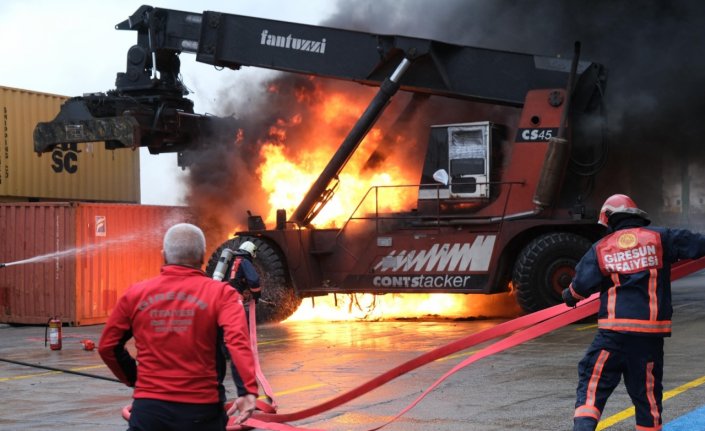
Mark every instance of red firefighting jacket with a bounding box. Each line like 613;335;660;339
99;265;258;403
568;221;705;337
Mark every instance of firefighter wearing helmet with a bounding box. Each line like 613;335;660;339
597;193;649;227
227;240;261;304
562;194;705;431
225;239;262;399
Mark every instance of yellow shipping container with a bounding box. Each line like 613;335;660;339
0;86;140;202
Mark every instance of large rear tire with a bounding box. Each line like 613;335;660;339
512;232;591;313
206;236;302;323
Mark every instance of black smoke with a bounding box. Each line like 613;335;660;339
184;75;318;251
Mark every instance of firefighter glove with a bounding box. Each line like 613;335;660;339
562;288;578;307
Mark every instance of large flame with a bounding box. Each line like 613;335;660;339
256;81;418;228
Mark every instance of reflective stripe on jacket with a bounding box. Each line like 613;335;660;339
569;224;705;337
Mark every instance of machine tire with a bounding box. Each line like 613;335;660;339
206;236;302;323
512;232;591;313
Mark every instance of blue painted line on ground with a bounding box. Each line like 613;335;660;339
665;405;705;430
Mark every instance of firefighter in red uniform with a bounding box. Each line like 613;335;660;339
562;194;705;431
99;223;258;431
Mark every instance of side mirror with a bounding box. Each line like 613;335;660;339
432;169;449;185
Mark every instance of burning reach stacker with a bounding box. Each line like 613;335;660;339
34;6;608;322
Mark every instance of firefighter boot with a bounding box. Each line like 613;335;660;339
573;417;598;431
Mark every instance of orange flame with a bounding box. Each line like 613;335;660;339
256;83;418;228
284;293;522;322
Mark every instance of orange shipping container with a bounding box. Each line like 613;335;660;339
0;86;140;202
0;202;191;325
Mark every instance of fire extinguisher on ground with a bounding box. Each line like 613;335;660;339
45;317;62;350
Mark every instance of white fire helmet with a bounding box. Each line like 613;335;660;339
239;240;257;258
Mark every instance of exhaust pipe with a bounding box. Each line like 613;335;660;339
532;136;570;208
533;41;581;210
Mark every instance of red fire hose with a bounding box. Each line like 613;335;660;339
248;300;278;414
241;295;600;431
123;257;705;431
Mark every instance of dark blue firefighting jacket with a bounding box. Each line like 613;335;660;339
567;218;705;337
228;252;261;297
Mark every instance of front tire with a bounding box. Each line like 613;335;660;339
512;232;591;313
206;236;302;323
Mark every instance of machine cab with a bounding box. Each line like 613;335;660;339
418;121;503;212
446;122;492;198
